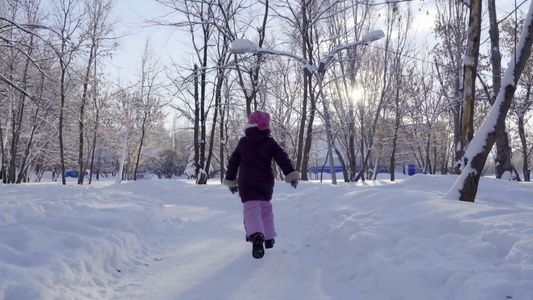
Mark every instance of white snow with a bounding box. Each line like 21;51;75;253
361;30;385;42
463;55;475;66
1;174;533;300
230;39;260;54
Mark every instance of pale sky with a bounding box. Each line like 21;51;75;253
105;0;527;84
106;0;186;84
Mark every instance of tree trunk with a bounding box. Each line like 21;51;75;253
59;62;67;185
16;105;39;184
0;122;5;183
296;73;308;176
348;104;357;182
494;131;513;178
460;0;482;160
78;42;96;184
199;65;224;184
219;74;230;183
390;87;401;181
371;157;380;180
334;146;348;182
488;0;513;179
7;61;22;184
448;3;533;201
355;97;386;181
88;89;100;185
193;64;199;179
133;115;147;181
424;125;432;174
518;116;530;181
300;10;317;182
300;83;316;181
198;29;208;184
296;11;310;177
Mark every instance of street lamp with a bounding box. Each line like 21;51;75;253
231;30;385;185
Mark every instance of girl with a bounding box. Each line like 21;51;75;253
224;110;299;259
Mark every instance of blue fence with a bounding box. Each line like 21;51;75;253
309;164;421;175
65;171;89;178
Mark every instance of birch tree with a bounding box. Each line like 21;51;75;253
458;0;482;172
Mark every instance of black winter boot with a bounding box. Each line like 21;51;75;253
250;232;265;259
265;239;275;249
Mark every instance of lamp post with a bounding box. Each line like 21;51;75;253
231;30;385;185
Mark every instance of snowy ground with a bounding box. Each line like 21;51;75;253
1;174;532;300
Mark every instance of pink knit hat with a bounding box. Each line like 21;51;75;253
248;110;270;131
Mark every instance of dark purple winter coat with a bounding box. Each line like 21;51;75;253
225;126;296;202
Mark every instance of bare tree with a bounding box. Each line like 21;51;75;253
354;4;395;182
50;0;86;184
433;1;468;174
485;0;514;179
408;56;448;175
77;0;114;184
325;0;374;182
447;1;533;202
274;0;352;180
502;13;533;181
133;41;163;181
0;0;57;184
2;1;41;183
156;0;229;183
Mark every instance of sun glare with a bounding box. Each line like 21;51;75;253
352;87;364;105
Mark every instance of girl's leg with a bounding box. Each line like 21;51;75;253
260;201;276;240
243;201;264;241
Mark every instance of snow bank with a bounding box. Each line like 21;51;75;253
276;175;533;299
0;181;165;299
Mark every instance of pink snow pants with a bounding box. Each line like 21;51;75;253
243;200;276;241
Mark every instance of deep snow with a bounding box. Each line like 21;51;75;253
1;174;532;300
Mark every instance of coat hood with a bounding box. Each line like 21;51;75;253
244;125;271;144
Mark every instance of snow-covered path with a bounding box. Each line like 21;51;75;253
110;181;332;300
